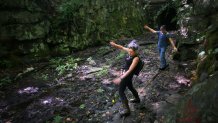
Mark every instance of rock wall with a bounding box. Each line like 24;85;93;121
0;0;146;66
0;0;54;66
164;0;218;122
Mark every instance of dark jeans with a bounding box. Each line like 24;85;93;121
158;47;167;68
119;73;139;101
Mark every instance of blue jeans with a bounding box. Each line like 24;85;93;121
158;47;167;68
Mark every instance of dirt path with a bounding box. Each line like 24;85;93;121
0;35;192;123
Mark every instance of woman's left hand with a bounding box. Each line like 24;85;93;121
113;78;122;85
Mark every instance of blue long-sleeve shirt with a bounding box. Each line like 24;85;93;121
156;31;171;48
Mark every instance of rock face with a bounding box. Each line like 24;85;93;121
0;0;51;41
0;0;147;65
164;0;218;122
150;0;167;3
0;0;51;64
192;0;218;79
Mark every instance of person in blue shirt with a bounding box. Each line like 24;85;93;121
144;25;177;70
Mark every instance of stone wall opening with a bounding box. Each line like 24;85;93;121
157;7;178;31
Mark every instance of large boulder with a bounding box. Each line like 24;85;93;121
163;72;218;123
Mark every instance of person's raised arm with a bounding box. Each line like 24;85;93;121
168;38;178;52
144;25;157;33
110;41;129;52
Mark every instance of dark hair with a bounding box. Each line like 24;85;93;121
160;25;166;30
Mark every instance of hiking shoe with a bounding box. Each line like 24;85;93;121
159;64;169;70
120;100;130;117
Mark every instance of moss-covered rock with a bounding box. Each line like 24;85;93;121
164;0;218;122
0;0;51;64
0;11;43;24
0;21;50;41
0;0;42;11
164;72;218;123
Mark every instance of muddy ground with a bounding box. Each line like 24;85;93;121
0;34;194;123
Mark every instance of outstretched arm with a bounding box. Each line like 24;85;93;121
110;41;129;52
168;38;178;52
144;25;157;33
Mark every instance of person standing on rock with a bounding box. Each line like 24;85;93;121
110;40;142;117
144;25;178;70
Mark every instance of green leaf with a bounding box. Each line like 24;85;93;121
97;88;104;93
53;115;63;123
79;104;86;109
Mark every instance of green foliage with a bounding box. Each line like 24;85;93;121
97;46;112;56
97;88;104;93
170;0;193;25
49;0;145;50
79;104;86;109
115;51;126;61
34;73;49;81
0;76;12;88
53;115;63;123
95;66;109;77
104;51;126;64
30;42;49;57
0;59;13;68
50;56;81;75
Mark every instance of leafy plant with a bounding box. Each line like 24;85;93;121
0;76;12;88
53;115;63;123
97;46;111;54
79;104;86;109
95;66;109;77
97;88;104;93
50;56;81;75
42;74;49;80
0;59;13;68
115;51;126;61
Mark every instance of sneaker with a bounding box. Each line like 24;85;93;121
159;64;169;70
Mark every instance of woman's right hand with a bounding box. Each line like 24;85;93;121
113;78;122;85
144;24;148;29
110;41;116;46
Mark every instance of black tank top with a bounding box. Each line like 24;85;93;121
123;55;144;76
124;55;138;71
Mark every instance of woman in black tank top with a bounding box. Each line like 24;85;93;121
110;40;141;117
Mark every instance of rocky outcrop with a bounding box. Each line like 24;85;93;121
0;0;52;65
191;0;218;81
0;0;147;66
0;0;51;40
164;0;218;122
